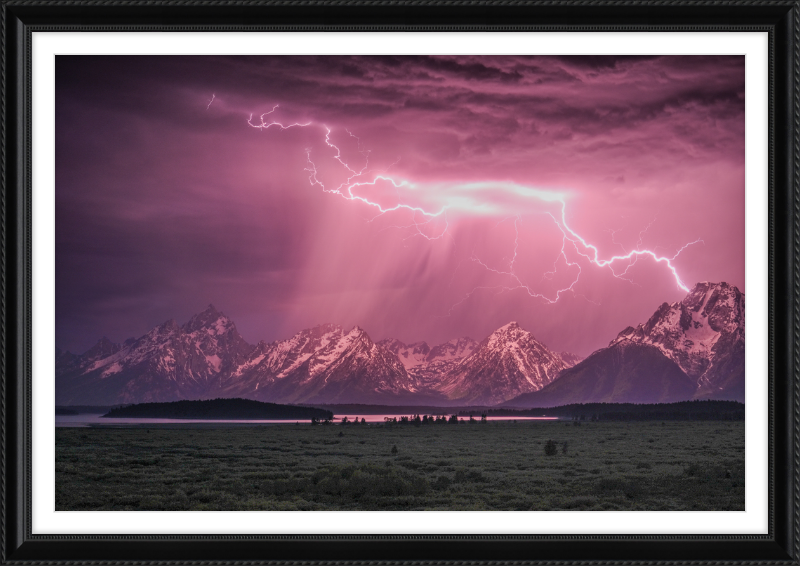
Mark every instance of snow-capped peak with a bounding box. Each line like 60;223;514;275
376;338;431;369
347;325;368;337
559;351;583;367
82;336;121;362
438;321;569;405
487;321;533;349
426;337;477;362
609;281;744;388
183;304;235;336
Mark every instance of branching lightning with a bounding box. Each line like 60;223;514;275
241;102;704;310
248;105;312;131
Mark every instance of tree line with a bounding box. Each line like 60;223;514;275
312;414;490;426
481;400;744;421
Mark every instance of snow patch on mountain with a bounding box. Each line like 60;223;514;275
438;322;571;405
609;281;744;392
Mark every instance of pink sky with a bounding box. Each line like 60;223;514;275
56;55;744;356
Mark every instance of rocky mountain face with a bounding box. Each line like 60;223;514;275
608;281;744;401
504;282;745;407
377;336;479;388
221;325;417;404
56;282;745;407
559;351;583;367
378;339;432;369
505;341;697;408
56;312;569;406
437;322;571;406
56;305;254;405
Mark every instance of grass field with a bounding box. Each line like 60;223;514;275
55;420;744;511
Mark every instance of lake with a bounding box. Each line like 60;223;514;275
55;413;559;427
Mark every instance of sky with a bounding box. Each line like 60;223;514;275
55;55;745;357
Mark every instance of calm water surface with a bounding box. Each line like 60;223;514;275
55;413;559;427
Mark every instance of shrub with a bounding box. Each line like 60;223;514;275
432;476;452;490
391;445;398;455
595;477;642;499
544;440;558;456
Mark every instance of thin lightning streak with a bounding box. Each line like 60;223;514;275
552;203;703;292
573;293;602;306
492;216;516;230
467;218;583;306
636;217;657;251
599;219;655;286
248;105;312;131
601;227;638;285
379;211;450;241
245;106;447;238
605;227;628;254
614;218;655;286
206;94;216;110
509;216;520;271
245;102;704;306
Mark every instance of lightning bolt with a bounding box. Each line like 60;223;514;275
552;203;703;293
240;101;703;309
206;94;216;110
459;214;583;308
248;105;312;130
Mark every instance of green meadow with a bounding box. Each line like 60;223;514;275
55;420;744;511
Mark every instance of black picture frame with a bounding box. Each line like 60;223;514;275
3;1;797;563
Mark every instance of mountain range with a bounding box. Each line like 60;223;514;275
505;281;745;407
56;282;745;407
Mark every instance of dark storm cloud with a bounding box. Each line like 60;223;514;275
55;55;745;356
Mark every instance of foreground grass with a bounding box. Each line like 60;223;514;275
55;421;744;511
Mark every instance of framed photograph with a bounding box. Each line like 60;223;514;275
5;1;797;563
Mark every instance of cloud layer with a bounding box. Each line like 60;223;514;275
56;55;744;356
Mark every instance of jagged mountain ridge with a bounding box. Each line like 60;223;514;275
56;306;254;405
437;322;572;406
504;341;697;408
56;282;745;407
221;324;417;404
504;281;745;407
376;336;479;387
608;281;744;400
57;310;570;406
559;351;583;367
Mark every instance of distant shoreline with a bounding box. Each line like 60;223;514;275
54;399;744;423
101;398;334;421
